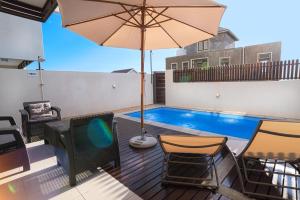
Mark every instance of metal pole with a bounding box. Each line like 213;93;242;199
38;56;44;100
140;4;146;140
38;58;41;70
150;50;153;83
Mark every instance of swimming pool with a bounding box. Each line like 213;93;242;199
126;107;261;140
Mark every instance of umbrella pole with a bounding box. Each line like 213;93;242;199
129;5;157;148
140;30;145;140
140;4;146;140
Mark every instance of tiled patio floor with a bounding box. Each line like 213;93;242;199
0;141;142;200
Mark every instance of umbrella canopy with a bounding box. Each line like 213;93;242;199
58;0;225;50
57;0;225;148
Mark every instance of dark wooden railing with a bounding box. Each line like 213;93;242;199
173;59;300;82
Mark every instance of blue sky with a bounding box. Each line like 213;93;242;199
29;0;300;72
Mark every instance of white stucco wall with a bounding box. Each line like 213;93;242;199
0;69;41;125
166;70;300;119
0;12;44;61
0;69;153;125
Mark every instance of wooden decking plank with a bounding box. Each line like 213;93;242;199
108;152;160;177
106;148;162;179
178;150;228;200
242;159;263;194
217;195;231;200
216;164;242;200
176;189;199;200
253;159;270;195
221;166;239;188
137;158;194;199
218;173;241;200
163;188;186;200
142;179;168;200
255;160;277;196
191;191;211;200
137;165;188;197
119;146;161;163
166;165;215;200
117;145;162;165
150;187;175;200
119;146;162;164
118;158;163;185
119;145;156;158
135;174;168;197
123;157;163;187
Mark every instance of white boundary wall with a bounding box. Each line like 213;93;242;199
0;69;153;125
166;70;300;119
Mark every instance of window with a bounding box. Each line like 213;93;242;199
170;63;178;70
191;58;208;68
197;41;203;51
182;61;189;70
197;40;209;52
203;40;209;50
257;52;272;63
219;57;230;66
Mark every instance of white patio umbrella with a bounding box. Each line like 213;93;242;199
57;0;226;148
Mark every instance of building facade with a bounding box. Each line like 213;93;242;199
0;12;44;69
166;28;281;70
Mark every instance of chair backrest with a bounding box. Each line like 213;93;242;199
244;120;300;161
23;101;50;110
69;112;115;156
23;101;52;119
159;135;227;156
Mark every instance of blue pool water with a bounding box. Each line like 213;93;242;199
126;107;261;140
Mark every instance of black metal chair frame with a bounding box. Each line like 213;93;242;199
228;120;300;200
0;116;30;173
158;135;228;192
20;100;61;143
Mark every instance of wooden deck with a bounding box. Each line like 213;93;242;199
10;117;297;200
102;118;238;200
87;119;228;199
102;118;299;200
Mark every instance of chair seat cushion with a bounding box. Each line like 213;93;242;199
28;116;59;123
244;120;300;161
28;102;53;119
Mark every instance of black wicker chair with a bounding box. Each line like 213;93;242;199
20;101;61;143
0;116;30;173
54;113;120;186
